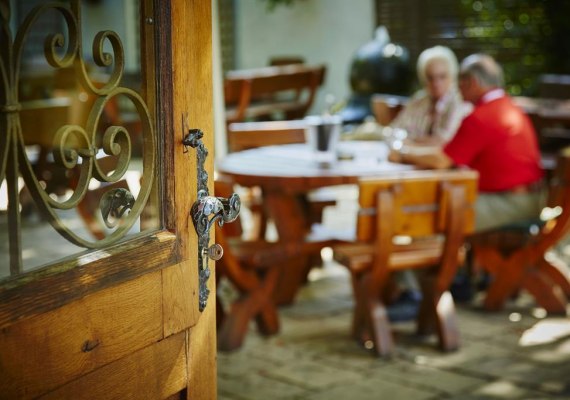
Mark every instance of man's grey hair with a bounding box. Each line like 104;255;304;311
459;53;504;88
416;45;459;85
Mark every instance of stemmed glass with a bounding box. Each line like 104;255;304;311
382;127;408;151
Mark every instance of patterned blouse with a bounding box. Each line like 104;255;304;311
391;89;471;144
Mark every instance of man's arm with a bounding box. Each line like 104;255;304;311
388;148;454;170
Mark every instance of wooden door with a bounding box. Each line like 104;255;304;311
0;1;217;399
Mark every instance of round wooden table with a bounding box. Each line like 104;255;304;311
217;141;413;191
217;141;414;303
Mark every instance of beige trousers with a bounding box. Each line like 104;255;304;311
475;190;546;233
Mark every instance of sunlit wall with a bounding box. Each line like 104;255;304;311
233;0;376;115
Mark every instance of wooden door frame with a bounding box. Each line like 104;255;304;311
158;2;217;397
0;1;216;398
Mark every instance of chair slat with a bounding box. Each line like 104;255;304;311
357;170;478;240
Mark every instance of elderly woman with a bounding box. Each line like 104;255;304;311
391;46;470;145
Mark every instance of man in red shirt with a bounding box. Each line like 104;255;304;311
390;54;545;231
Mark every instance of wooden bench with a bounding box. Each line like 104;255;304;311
471;147;570;314
333;170;478;357
224;64;326;125
268;56;305;66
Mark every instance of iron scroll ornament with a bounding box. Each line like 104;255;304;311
0;1;156;274
183;129;240;312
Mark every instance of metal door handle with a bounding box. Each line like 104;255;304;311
183;128;240;312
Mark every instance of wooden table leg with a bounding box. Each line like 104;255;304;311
264;190;312;305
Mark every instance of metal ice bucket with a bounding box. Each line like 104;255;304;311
304;115;342;167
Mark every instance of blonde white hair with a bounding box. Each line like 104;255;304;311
460;53;504;88
416;46;459;85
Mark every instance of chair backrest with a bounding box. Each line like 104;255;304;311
224;64;326;102
370;94;408;126
227;120;306;152
224;64;326;123
269;56;305;67
356;170;478;242
538;74;570;99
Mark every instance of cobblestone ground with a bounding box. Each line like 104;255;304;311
218;260;570;400
218;188;570;400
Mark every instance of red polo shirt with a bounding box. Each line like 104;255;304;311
443;93;543;192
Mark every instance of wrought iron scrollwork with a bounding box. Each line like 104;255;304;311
100;188;135;229
0;1;156;274
184;129;240;312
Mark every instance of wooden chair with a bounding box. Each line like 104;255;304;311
215;178;326;351
333;170;478;357
224;64;326;125
370;94;408;126
227;120;306;153
471;147;570;314
538;74;570;99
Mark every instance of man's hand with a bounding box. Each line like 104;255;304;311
388;147;454;170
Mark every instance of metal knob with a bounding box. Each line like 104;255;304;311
204;243;223;261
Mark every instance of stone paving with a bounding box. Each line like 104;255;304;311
218;190;570;400
218;260;570;399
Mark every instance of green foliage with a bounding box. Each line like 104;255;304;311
457;0;569;96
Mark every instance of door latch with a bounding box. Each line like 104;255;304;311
183;128;240;312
